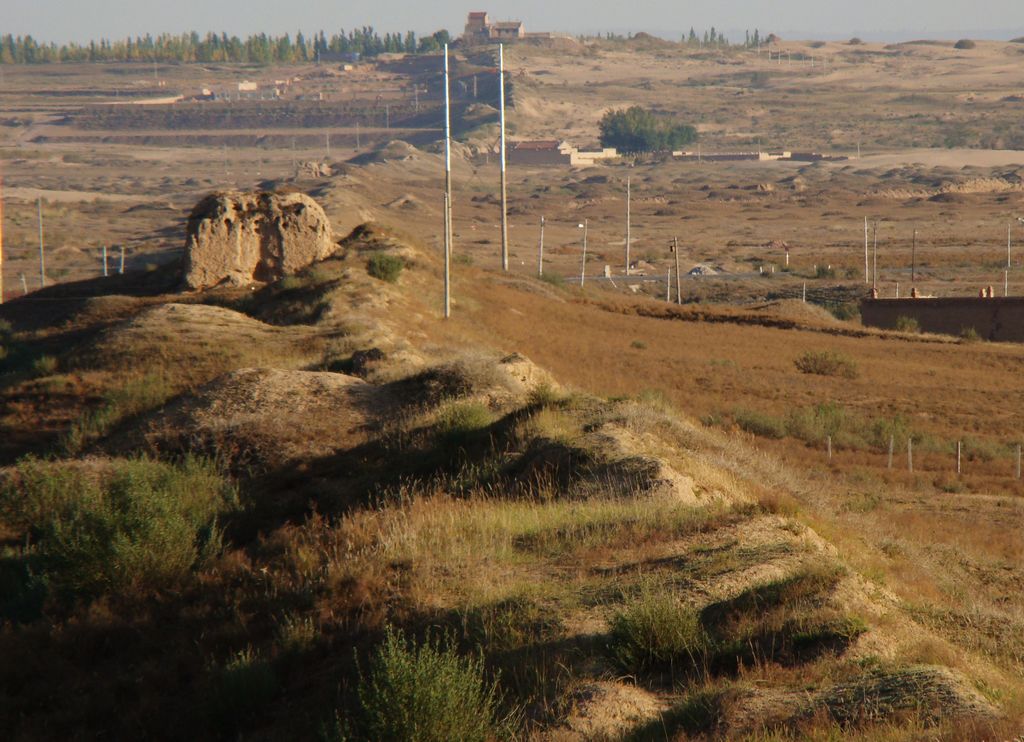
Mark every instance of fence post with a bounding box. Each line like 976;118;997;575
1017;444;1022;480
907;438;913;473
827;435;832;461
888;435;894;469
956;441;961;475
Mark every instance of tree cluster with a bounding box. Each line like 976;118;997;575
598;106;697;153
0;28;451;65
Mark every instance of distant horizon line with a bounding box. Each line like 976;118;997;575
5;25;1024;47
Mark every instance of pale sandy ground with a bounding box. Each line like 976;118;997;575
848;149;1024;168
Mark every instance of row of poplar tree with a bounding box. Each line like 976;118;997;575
0;28;452;65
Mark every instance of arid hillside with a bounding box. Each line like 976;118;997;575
1;217;1022;740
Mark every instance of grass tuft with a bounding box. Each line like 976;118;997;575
794;350;859;379
356;626;513;742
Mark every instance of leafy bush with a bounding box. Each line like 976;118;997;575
954;39;976;49
207;647;279;735
357;627;510;742
828;302;860;322
794;350;859;379
959;326;981;342
0;456;236;600
31;355;58;376
63;372;177;453
610;592;710;674
367;253;405;283
539;272;564;287
814;265;836;279
436;401;494;450
894;315;920;333
733;408;786;439
599;106;697;153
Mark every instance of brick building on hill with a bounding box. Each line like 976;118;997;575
462;11;533;44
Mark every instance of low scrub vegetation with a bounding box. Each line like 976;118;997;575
366;253;405;283
610;567;865;683
894;315;920;333
0;456;235;609
794;350;859;379
350;627;512;742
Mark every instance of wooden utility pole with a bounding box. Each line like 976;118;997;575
37;197;45;288
499;44;509;272
119;244;125;274
673;236;682;304
579;218;588;287
443;44;452;318
537;216;545;276
102;245;108;277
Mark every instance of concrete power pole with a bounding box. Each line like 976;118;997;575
499;44;509;272
673;236;682;304
37;197;45;288
1007;223;1012;297
863;216;869;284
0;173;4;304
912;229;917;285
443;44;453;318
579;218;588;287
537;216;545;276
872;221;878;290
625;176;631;275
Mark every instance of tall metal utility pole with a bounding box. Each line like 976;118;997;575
443;44;452;318
37;197;45;288
1007;223;1012;297
0;173;4;304
863;216;869;283
499;44;509;272
625;176;631;275
579;218;588;287
537;216;545;276
673;236;682;304
911;229;917;284
872;221;878;290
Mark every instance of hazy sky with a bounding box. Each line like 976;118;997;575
5;0;1024;44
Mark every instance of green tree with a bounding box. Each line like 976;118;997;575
598;106;697;153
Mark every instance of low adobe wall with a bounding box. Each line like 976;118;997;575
860;297;1024;342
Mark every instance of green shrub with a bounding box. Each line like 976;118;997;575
794;350;859;379
954;39;976;49
208;647;279;735
814;265;836;279
367;253;405;283
31;355;58;376
436;401;494;448
610;592;710;674
0;456;236;600
599;106;697;153
357;627;510;742
63;372;176;453
894;315;920;333
630;339;647;350
733;408;786;439
539;272;564;287
828;302;860;322
959;326;981;343
785;402;851;446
